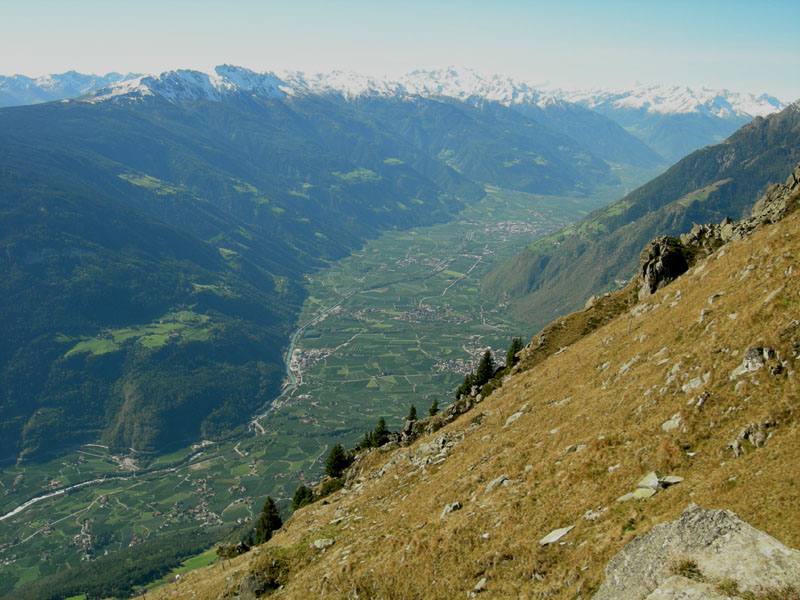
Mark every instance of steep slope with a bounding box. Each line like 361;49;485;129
482;102;800;330
143;168;800;600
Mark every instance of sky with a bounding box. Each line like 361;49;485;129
1;0;798;100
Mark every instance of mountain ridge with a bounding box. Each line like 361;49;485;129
481;101;800;330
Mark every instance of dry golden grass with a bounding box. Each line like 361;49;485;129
150;213;800;600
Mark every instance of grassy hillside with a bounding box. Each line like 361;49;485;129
145;182;799;599
482;103;800;330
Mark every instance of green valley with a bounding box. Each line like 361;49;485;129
0;173;660;598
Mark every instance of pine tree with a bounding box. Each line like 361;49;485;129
428;397;439;416
506;337;524;369
254;496;283;544
407;404;417;421
291;485;314;511
475;349;495;387
372;417;388;446
456;371;475;398
325;443;350;478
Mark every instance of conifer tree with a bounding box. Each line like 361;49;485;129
291;485;314;511
325;443;350;478
254;496;283;544
372;417;388;446
475;349;495;387
407;404;417;421
456;371;475;398
506;337;524;369
428;397;439;416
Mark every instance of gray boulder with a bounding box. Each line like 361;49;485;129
594;504;800;600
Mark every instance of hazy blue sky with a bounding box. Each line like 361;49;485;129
2;0;798;99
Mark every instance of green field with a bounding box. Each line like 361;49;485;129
0;181;648;595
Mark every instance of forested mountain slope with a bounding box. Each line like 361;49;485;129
482;101;800;329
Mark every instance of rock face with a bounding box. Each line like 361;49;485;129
593;504;800;600
638;236;689;299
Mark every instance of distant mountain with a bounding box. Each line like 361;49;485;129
0;90;485;461
482;102;800;328
552;84;787;162
0;71;137;107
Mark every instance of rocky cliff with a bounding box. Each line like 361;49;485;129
149;166;800;599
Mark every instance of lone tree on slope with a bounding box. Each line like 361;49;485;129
475;349;495;388
506;337;524;370
325;443;350;479
428;397;439;416
254;496;283;544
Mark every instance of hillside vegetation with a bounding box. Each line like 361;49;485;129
146;167;800;599
482;102;800;331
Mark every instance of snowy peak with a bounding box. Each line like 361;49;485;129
86;67;290;104
0;71;136;107
553;83;784;118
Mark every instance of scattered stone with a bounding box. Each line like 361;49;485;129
727;418;777;457
440;501;462;519
504;412;523;428
632;487;657;500
639;472;660;489
681;377;704;393
619;355;641;376
729;347;770;379
539;525;575;546
661;413;682;433
313;538;334;550
474;577;488;593
583;507;607;521
485;474;509;495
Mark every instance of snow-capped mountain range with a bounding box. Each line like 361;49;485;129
4;65;780;119
0;66;788;163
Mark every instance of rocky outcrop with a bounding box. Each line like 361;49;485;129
638;237;690;300
593;504;800;600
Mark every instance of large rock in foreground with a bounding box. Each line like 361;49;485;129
594;504;800;600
